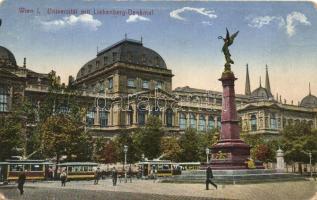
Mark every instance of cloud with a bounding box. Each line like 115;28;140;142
248;11;310;37
170;7;217;21
0;0;4;5
201;21;213;26
126;15;150;23
286;12;311;37
40;14;102;31
248;16;284;28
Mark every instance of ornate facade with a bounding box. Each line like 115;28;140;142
1;38;317;138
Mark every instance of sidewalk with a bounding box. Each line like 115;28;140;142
20;179;316;200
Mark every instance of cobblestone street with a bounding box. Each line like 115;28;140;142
0;179;316;200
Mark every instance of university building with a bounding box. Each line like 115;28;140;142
1;38;317;138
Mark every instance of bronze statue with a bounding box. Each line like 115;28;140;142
218;28;239;71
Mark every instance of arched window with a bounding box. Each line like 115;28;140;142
207;116;215;130
166;109;173;127
0;85;9;112
179;113;187;129
138;104;147;126
189;113;197;129
151;106;160;117
198;114;206;131
86;108;95;127
127;106;133;126
270;113;277;129
99;110;108;128
250;114;257;131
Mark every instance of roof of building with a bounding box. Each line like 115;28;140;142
0;46;17;68
76;38;167;79
251;86;273;99
300;94;317;108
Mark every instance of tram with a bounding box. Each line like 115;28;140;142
57;162;98;180
1;160;53;182
176;162;201;171
138;160;173;177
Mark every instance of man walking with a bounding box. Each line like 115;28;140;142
112;167;117;186
206;166;217;190
94;167;101;185
60;170;67;187
17;170;26;195
128;166;133;183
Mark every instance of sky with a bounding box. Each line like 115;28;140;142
0;0;317;103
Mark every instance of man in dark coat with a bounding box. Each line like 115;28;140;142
17;170;26;195
112;167;117;186
206;166;217;190
94;168;101;185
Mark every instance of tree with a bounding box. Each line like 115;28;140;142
103;140;119;164
114;131;141;164
160;136;181;162
0;115;23;161
197;129;219;162
281;122;317;164
134;116;164;160
179;128;200;162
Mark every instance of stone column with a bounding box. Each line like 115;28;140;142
196;113;199;131
276;148;285;172
205;115;209;132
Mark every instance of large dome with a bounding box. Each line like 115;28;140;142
76;39;167;79
0;46;17;67
251;86;273;99
300;94;317;108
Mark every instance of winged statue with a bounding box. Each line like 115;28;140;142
218;28;239;71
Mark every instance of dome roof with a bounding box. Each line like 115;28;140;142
300;94;317;108
0;46;17;67
251;86;273;99
76;39;167;79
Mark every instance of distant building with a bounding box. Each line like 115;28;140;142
1;38;316;139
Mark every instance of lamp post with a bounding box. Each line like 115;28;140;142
309;152;312;178
141;153;145;179
124;145;128;183
205;147;210;163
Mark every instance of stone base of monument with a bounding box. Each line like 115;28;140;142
161;169;306;184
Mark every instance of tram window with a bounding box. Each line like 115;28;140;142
10;164;24;172
24;164;30;171
88;166;93;171
31;164;43;171
83;166;88;171
68;167;73;172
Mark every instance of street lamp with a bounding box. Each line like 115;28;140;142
123;145;128;183
205;147;210;163
141;153;145;179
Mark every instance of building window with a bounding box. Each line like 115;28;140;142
138;104;147;126
166;109;173;128
127;79;135;88
127;52;133;62
151;106;160;117
88;65;92;73
112;52;117;62
179;113;187;129
99;110;108;128
198;114;206;131
217;116;221;129
141;54;146;63
189;113;197;129
155;56;159;66
155;81;163;89
96;60;100;68
142;80;149;89
270;113;277;129
0;85;9;112
250;114;257;131
104;56;108;65
108;77;113;89
86;110;95;127
208;116;215;130
127;106;133;125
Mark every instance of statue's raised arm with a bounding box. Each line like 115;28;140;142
218;28;239;71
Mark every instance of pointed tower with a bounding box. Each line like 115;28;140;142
245;64;251;95
259;76;262;87
265;65;271;94
309;82;311;95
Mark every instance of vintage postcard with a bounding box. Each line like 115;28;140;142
0;1;316;200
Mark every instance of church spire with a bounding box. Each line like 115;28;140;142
309;82;311;95
245;64;251;95
265;65;271;93
259;76;262;87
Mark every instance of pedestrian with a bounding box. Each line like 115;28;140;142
48;167;53;180
17;169;26;195
128;166;132;183
152;166;157;183
60;170;67;187
112;167;117;186
94;167;101;185
206;166;217;190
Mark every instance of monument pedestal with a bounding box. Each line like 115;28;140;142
206;70;263;169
